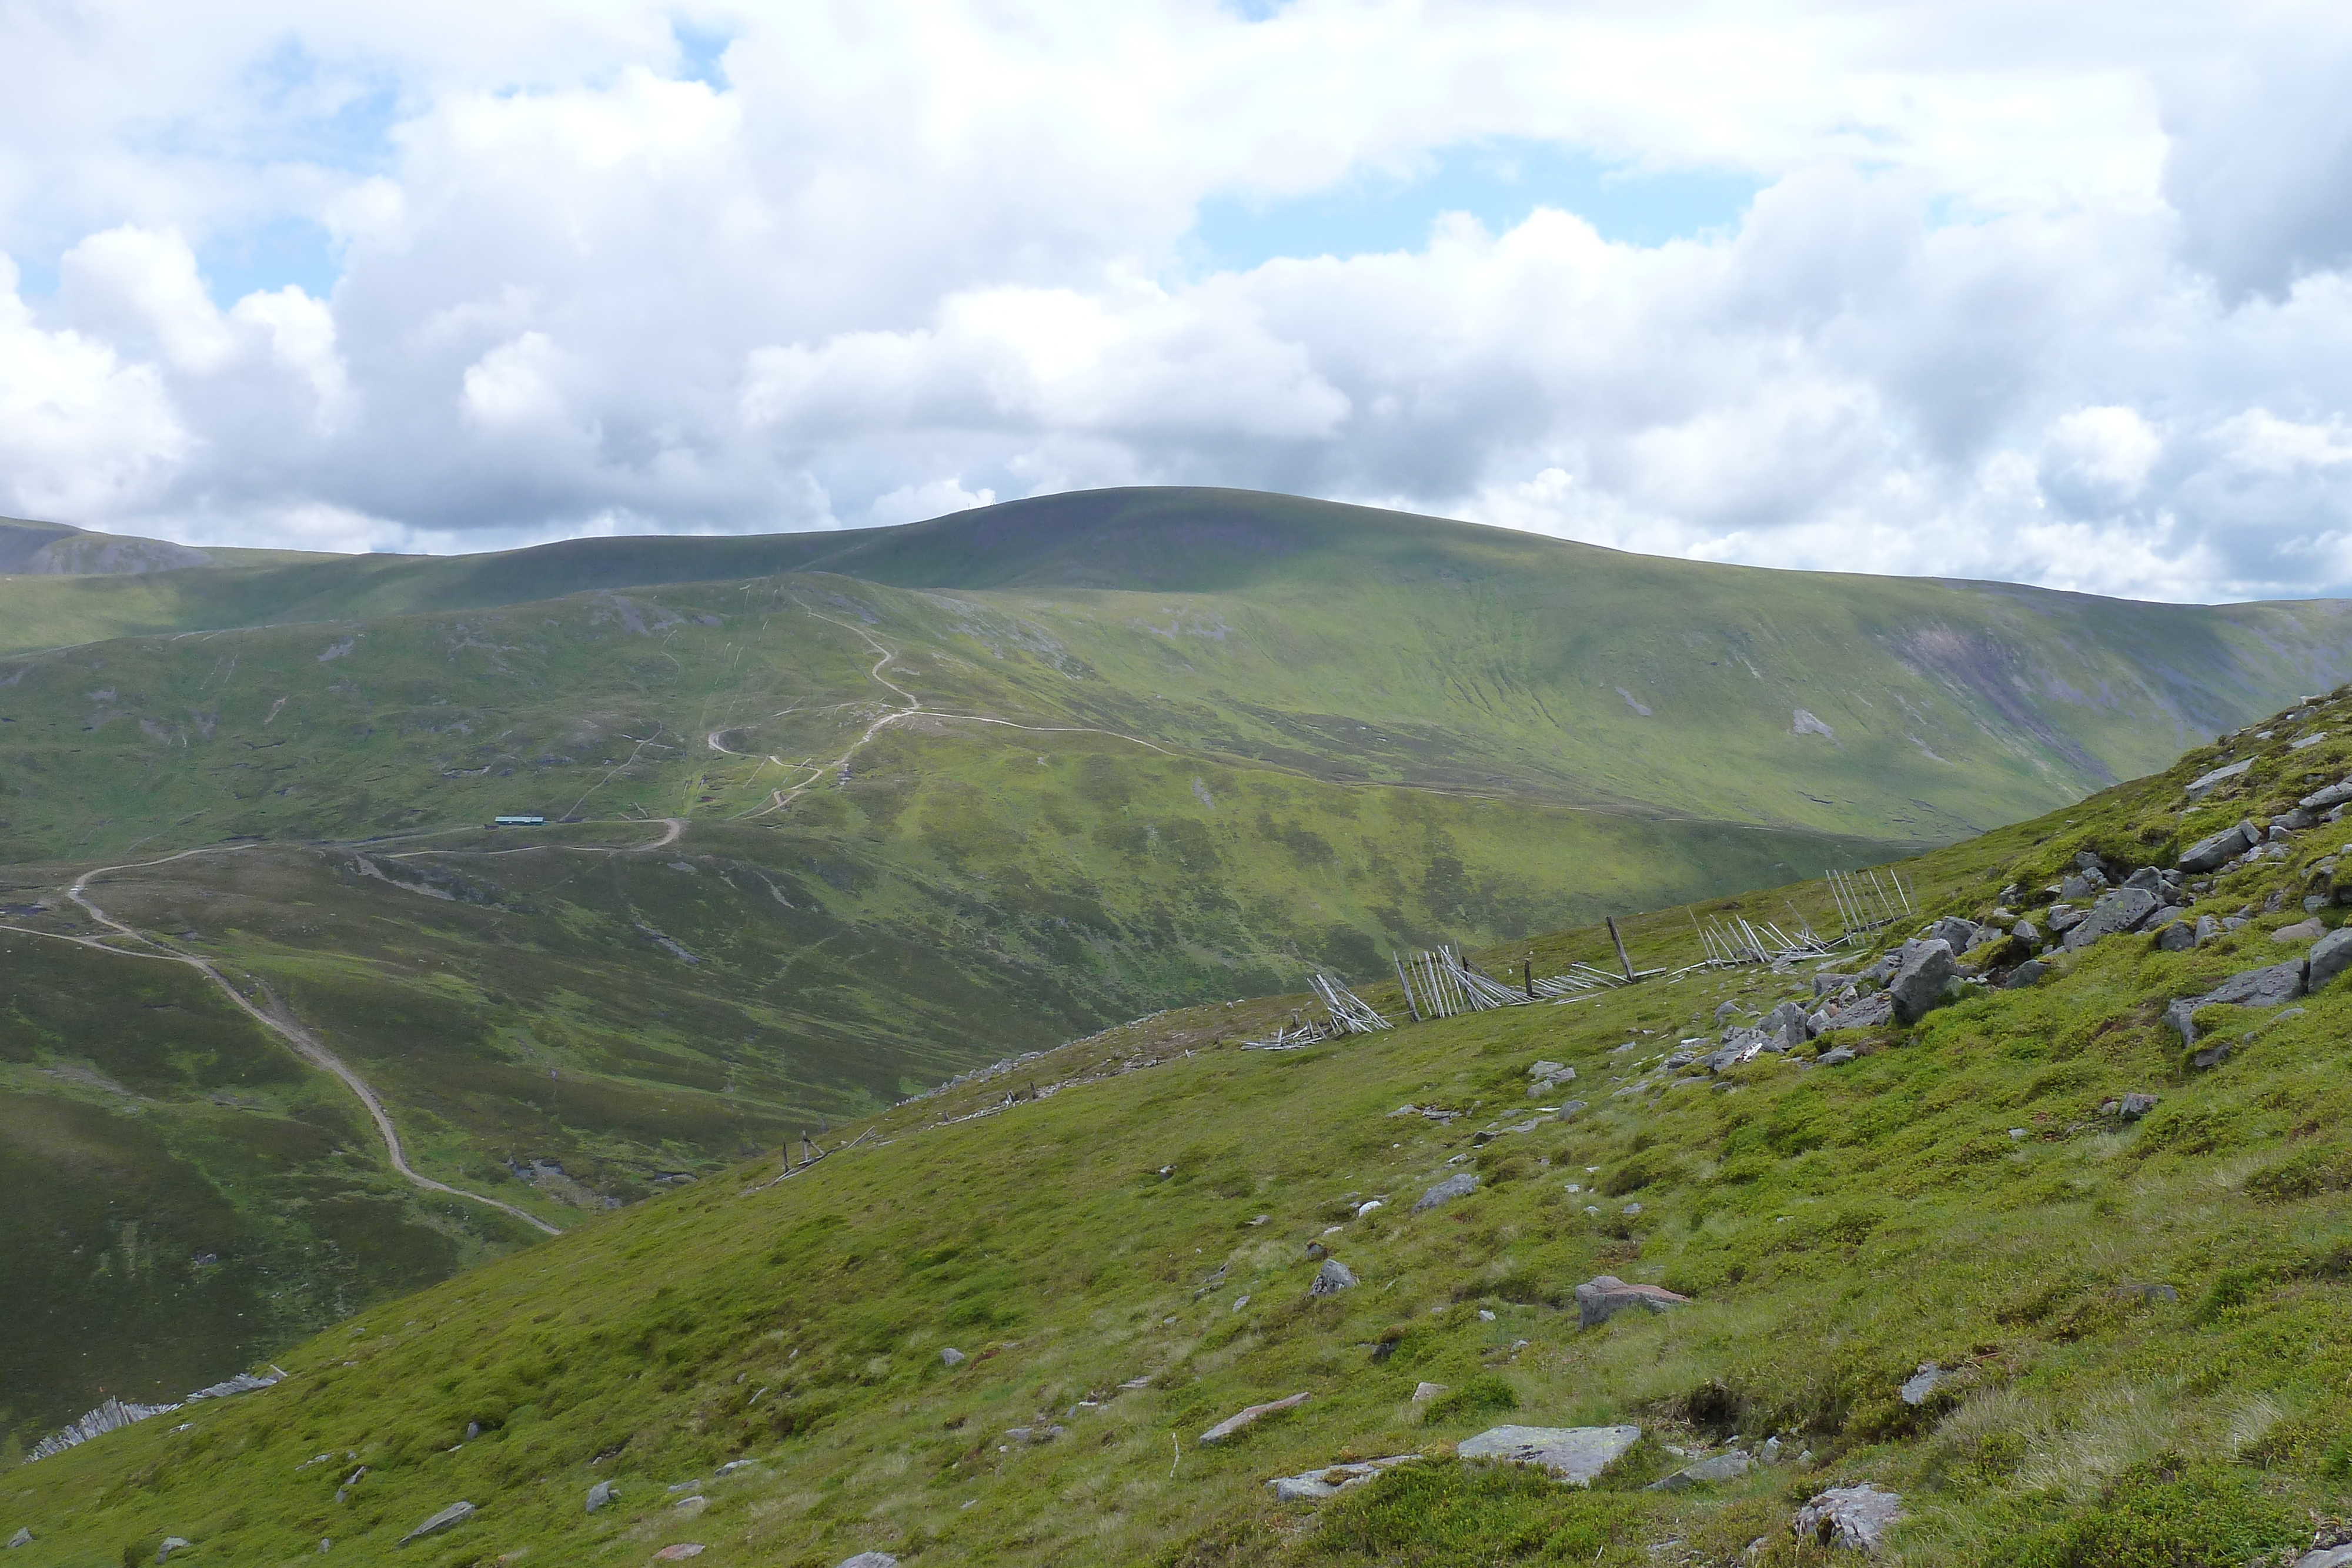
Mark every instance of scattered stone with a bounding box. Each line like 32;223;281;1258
2063;887;2161;951
1305;1242;1328;1261
1760;1436;1784;1463
1412;1382;1449;1403
2118;1092;2159;1119
157;1539;192;1564
2190;1041;2234;1071
2195;914;2222;944
396;1501;476;1547
1621;1202;1644;1217
1413;1174;1480;1213
464;1422;481;1441
2303;776;2352;811
2012;918;2041;946
2183;759;2253;800
1815;1047;1857;1066
673;1495;707;1516
1309;1258;1358;1296
1003;1426;1065;1445
4;1531;26;1550
1575;1275;1690;1329
940;1347;967;1369
653;1549;706;1562
1794;1483;1905;1554
585;1480;616;1513
1886;940;1957;1022
2005;959;2047;987
1232;1295;1250;1312
2311;927;2352;991
2155;920;2196;952
1555;1099;1588;1119
1456;1425;1642;1486
1266;1455;1423;1501
2164;959;2308;1045
1898;1364;1948;1405
1199;1392;1311;1445
1527;1060;1575;1095
836;1556;901;1568
1926;916;1980;951
1822;993;1895;1030
2112;1282;2179;1303
664;1480;701;1493
2274;918;2327;942
1646;1448;1752;1491
2179;821;2255;871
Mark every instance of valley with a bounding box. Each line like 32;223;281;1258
5;488;2352;1477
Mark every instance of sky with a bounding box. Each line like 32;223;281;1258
5;2;2352;602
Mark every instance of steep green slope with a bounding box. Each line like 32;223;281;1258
10;690;2352;1564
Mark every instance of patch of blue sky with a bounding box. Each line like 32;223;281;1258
198;216;343;306
672;21;734;88
232;39;403;175
1191;139;1762;272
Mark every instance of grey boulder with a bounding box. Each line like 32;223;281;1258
1413;1174;1479;1213
1574;1275;1690;1329
1200;1391;1311;1445
1646;1448;1752;1491
2301;776;2352;811
5;1530;27;1550
1886;940;1957;1024
1898;1363;1949;1405
2297;1546;2352;1568
586;1480;616;1513
2182;759;2251;799
2164;959;2308;1046
2311;926;2352;991
940;1346;967;1369
1926;916;1980;951
397;1501;476;1546
2155;920;2196;952
1309;1259;1357;1296
1456;1424;1641;1486
1795;1483;1905;1554
1815;1047;1857;1066
1265;1455;1421;1501
2179;822;2255;872
837;1556;902;1568
2004;960;2047;988
2062;887;2160;951
2012;918;2041;946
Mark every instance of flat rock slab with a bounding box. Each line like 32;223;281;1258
1646;1448;1752;1491
1898;1363;1949;1405
1266;1455;1422;1501
1795;1483;1904;1554
397;1500;475;1546
2297;1546;2352;1568
653;1549;706;1562
1456;1425;1642;1486
1575;1275;1690;1329
837;1555;901;1568
1411;1175;1486;1213
1200;1391;1311;1445
2164;959;2307;1045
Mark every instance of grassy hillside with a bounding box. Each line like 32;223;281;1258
5;492;2352;1448
9;688;2352;1563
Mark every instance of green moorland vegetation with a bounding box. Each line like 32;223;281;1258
6;487;2352;1454
9;689;2352;1563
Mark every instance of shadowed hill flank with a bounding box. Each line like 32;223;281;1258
12;690;2352;1563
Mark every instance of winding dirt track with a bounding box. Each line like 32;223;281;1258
16;845;569;1237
